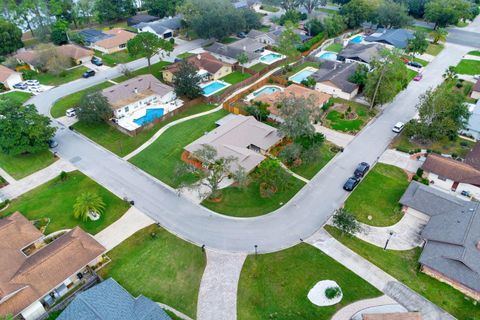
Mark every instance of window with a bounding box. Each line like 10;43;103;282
437;176;447;181
119;43;126;49
125;106;129;112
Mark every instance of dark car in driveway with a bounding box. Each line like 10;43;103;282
82;70;95;78
343;176;360;191
354;162;370;178
91;56;103;66
408;61;423;69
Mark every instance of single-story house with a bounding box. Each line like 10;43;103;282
363;312;422;320
13;50;38;70
364;28;414;49
471;79;480;100
184;114;283;173
0;212;105;320
57;278;171;320
163;52;232;83
127;13;160;26
85;28;136;54
102;74;176;119
253;83;331;117
421;153;480;199
206;42;262;65
133;16;183;39
247;27;310;46
78;29;113;46
461;101;480;140
399;181;480;300
337;42;383;65
311;61;359;100
56;44;94;65
0;65;23;89
228;37;267;53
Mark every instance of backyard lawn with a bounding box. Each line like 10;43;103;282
454;59;480;75
202;172;305;217
0;150;56;180
95;50;137;67
130;109;229;187
237;243;381;320
249;63;269;73
324;98;372;133
33;66;89;86
425;43;444;56
112;60;171;82
73;103;218;157
285;61;320;77
98;225;205;319
391;133;474;158
326;226;480;320
0;91;32;104
325;43;343;53
289;142;337;180
2;170;130;235
344;163;409;226
220;71;251;84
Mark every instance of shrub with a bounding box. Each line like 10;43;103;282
0;199;10;210
396;146;410;153
460;141;469;147
59;171;68;181
22;69;38;80
416;168;424;177
325;286;342;299
298;32;325;52
455;82;463;88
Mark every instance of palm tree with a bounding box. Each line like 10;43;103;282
431;28;447;44
73;192;105;221
442;66;458;81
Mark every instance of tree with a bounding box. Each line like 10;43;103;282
431;28;447;44
0;18;23;56
278;10;304;25
304;18;323;36
175;144;244;199
349;63;369;88
323;14;347;37
245;101;270;121
442;66;458;81
76;91;113;123
50;19;69;45
278;96;316;139
406;31;428;57
332;208;362;236
173;60;202;99
302;0;321;13
143;0;182;18
72;0;95;25
364;49;409;108
49;0;76;26
405;0;428;18
376;0;412;28
127;33;173;69
339;0;378;28
255;159;291;197
31;43;71;75
241;8;262;31
236;52;249;73
277;22;301;65
280;0;302;10
424;0;472;28
0;99;55;155
73;192;105;221
94;0;135;22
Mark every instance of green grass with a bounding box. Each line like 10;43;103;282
344;163;409;226
51;81;114;118
98;224;206;318
325;226;480;320
95;50;137;67
286;62;320;77
425;43;444;56
407;68;418;82
33;66;89;86
457;20;469;27
324;99;371;133
249;63;269;73
260;4;280;12
0;150;56;180
202;173;305;217
289;142;337;180
177;52;194;59
220;37;239;44
259;25;271;32
220;71;251;84
316;7;338;14
0;91;32;104
237;243;381;320
408;25;433;34
412;57;429;67
391;133;474;158
325;43;343;53
130;109;229;187
112;60;172;82
468;50;480;57
454;59;480;75
73;103;218;157
2;171;130;235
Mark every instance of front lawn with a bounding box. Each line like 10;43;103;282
73;103;218;157
289;142;337;180
407;68;418;82
51;81;114;118
98;225;205;319
112;60;171;82
425;43;444;56
260;4;280;12
391;133;474;158
2;170;130;234
237;243;381;320
33;66;89;86
325;43;343;53
202;172;305;217
316;7;338;14
220;37;239;44
344;163;409;226
130;109;229;187
249;63;269;73
469;50;480;57
177;52;194;59
325;226;480;320
412;57;429;67
323;98;372;133
454;59;480;75
220;71;251;84
0;91;32;104
95;50;137;67
0;150;56;180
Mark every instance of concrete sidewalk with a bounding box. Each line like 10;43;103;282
0;167;15;185
331;295;399;320
314;125;355;148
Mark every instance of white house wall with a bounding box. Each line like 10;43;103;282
114;92;176;118
426;172;480;199
20;300;46;320
4;73;23;89
315;83;357;100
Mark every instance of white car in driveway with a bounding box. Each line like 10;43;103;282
392;122;405;133
25;79;40;86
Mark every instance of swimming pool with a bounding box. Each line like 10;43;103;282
260;52;283;64
318;52;338;61
289;68;318;84
133;108;165;126
253;86;282;97
201;81;230;96
350;35;364;43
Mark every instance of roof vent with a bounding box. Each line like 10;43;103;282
197;54;201;60
477;241;480;251
134;87;138;94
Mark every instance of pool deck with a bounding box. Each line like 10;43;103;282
245;84;284;101
201;80;231;97
288;67;319;84
259;49;286;65
116;100;184;131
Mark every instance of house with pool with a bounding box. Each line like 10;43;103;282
364;28;414;49
311;61;360;100
101;74;182;131
337;42;383;65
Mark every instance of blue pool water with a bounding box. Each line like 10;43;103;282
253;86;281;96
133;108;165;126
260;53;282;63
202;81;228;96
289;68;317;83
350;35;364;43
319;52;338;61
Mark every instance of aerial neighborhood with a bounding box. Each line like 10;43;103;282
0;0;480;320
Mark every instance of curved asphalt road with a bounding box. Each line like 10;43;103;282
29;40;470;254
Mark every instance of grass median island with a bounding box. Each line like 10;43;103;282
454;59;480;75
324;98;372;133
1;170;130;234
34;66;89;86
95;50;137;67
325;226;480;320
98;224;205;319
391;133;474;158
0;151;57;180
74;103;218;157
220;71;252;84
130;109;229;187
237;243;381;320
0;91;32;104
344;163;409;226
112;60;172;82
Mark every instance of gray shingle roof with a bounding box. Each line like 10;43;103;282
311;61;359;93
133;16;183;35
206;42;261;62
78;29;112;44
228;38;267;52
57;278;171;320
338;42;383;64
364;28;414;49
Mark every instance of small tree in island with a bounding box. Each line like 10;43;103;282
73;192;106;221
332;208;362;236
173;60;203;99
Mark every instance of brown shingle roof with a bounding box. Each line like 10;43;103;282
0;65;20;83
14;50;37;65
0;213;105;317
165;52;230;75
57;44;93;60
363;312;422;320
422;154;480;185
465;141;480;170
95;28;136;49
